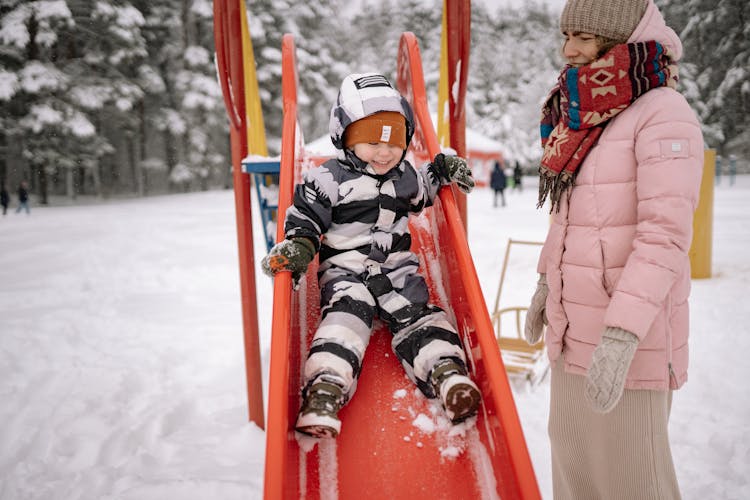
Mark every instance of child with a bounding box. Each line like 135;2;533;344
261;72;481;438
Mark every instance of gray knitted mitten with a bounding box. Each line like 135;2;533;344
523;274;548;345
585;327;639;413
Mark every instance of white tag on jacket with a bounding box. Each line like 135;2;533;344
660;139;689;158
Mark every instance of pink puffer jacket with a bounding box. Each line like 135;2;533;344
537;0;704;391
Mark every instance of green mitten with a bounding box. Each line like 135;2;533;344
261;238;316;286
432;153;475;194
523;274;548;345
585;327;639;413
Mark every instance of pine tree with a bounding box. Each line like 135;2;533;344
658;0;750;156
66;0;151;198
246;0;294;153
291;0;350;140
2;0;745;201
466;3;561;166
1;0;110;203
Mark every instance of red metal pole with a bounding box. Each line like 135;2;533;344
213;0;264;428
263;33;299;500
446;0;471;230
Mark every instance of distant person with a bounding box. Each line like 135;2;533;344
524;0;703;498
729;154;737;186
715;154;722;185
16;181;30;215
1;183;9;216
512;161;522;192
261;73;480;438
490;161;507;207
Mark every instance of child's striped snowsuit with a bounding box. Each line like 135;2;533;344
285;155;469;402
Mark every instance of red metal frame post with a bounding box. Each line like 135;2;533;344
263;33;299;500
446;0;471;229
213;0;264;428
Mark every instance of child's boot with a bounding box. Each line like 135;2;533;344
430;359;481;423
295;381;344;438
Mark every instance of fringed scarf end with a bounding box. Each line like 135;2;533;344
537;168;573;213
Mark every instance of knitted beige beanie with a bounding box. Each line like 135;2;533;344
560;0;648;42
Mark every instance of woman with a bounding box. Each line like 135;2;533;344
524;0;703;498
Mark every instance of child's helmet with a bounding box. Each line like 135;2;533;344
329;73;415;151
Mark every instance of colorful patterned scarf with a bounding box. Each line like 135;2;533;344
538;41;677;212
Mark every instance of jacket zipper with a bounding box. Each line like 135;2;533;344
668;362;677;388
666;293;677;388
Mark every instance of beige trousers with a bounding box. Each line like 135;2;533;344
548;359;681;500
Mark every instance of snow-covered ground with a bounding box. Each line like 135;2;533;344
1;175;748;499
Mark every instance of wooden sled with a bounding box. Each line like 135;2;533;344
491;239;549;386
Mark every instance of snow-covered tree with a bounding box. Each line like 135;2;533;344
1;0;745;201
68;0;149;198
466;2;561;168
246;0;294;153
348;0;441;90
291;0;350;140
1;0;229;199
141;0;226;191
0;0;107;203
658;0;750;158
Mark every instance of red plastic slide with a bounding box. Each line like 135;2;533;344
264;33;541;500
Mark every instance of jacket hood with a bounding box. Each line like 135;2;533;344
329;73;415;151
627;0;683;61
